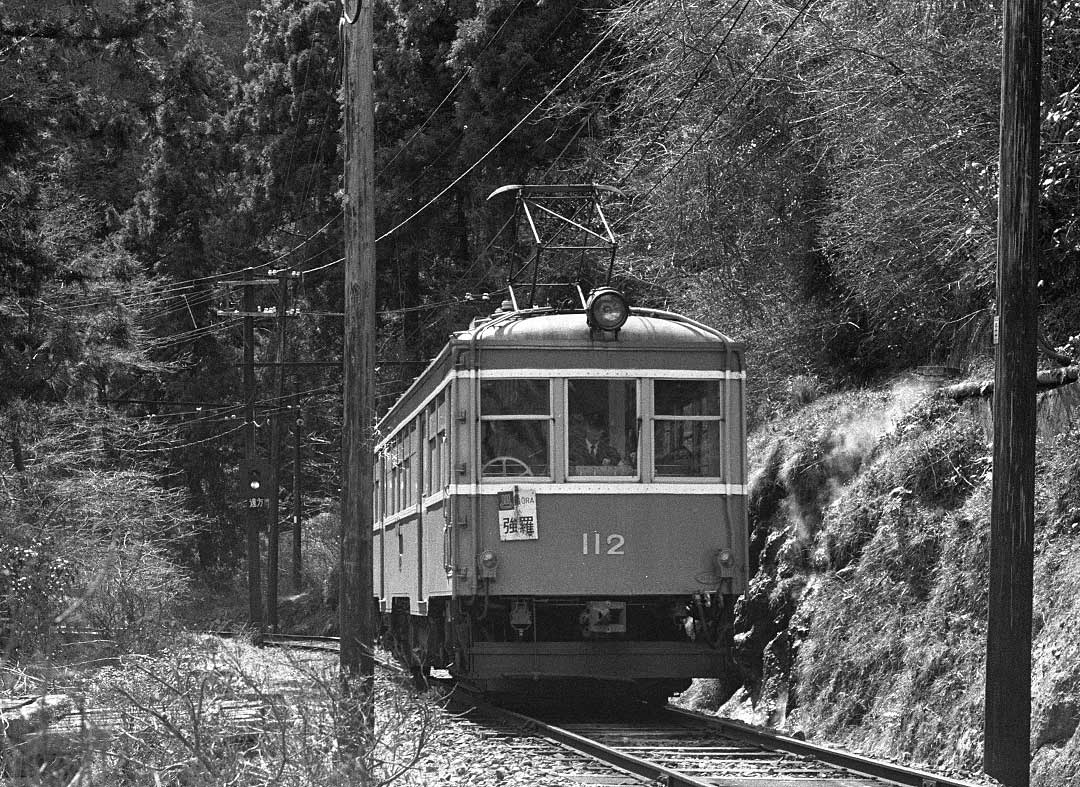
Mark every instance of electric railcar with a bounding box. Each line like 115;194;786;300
373;286;748;703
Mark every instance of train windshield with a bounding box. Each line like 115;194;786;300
480;379;550;478
653;380;724;477
567;379;637;476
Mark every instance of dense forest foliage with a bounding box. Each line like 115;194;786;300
2;0;1079;638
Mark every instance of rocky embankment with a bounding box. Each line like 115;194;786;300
685;374;1080;786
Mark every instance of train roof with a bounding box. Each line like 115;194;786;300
377;308;741;433
453;309;737;348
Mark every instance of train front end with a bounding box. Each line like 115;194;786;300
442;297;748;701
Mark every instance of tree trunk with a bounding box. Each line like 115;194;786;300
940;367;1078;401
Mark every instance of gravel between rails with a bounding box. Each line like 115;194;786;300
397;699;640;787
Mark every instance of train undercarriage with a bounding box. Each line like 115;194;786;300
382;591;738;704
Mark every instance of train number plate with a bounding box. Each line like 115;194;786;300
582;532;625;555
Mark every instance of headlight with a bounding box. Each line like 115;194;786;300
714;548;735;570
478;549;498;580
586;288;629;331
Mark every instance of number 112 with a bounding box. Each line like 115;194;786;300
582;532;625;555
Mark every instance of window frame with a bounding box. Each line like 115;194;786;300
383;418;420;515
563;377;640;482
424;390;447;497
650;378;726;482
478;378;553;482
402;421;417;508
374;453;384;522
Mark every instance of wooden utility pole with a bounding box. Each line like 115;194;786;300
243;272;264;630
985;0;1040;784
292;384;303;592
267;273;290;632
340;0;376;717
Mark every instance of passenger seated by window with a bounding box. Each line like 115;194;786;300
569;414;623;470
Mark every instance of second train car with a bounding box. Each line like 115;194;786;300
373;285;747;703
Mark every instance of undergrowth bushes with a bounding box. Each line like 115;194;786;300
821;399;987;572
2;408;200;655
0;535;76;648
3;637;442;785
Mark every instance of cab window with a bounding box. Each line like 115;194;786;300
480;379;550;478
567;379;637;477
653;380;724;478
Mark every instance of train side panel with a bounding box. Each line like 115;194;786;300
378;517;418;604
375;506;452;612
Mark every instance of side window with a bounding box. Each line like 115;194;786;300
438;390;450;489
480;379;550;478
387;436;402;514
567;379;637;477
386;425;416;513
396;434;406;512
374;453;383;522
653;380;724;478
403;422;416;507
424;390;449;497
424;400;436;496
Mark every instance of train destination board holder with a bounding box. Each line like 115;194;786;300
497;486;538;541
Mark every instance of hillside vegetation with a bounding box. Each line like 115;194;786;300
680;375;1080;786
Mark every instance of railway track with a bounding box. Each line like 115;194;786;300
450;696;987;787
246;634;986;787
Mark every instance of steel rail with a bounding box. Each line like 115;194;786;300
665;706;986;787
467;700;717;787
458;695;989;787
